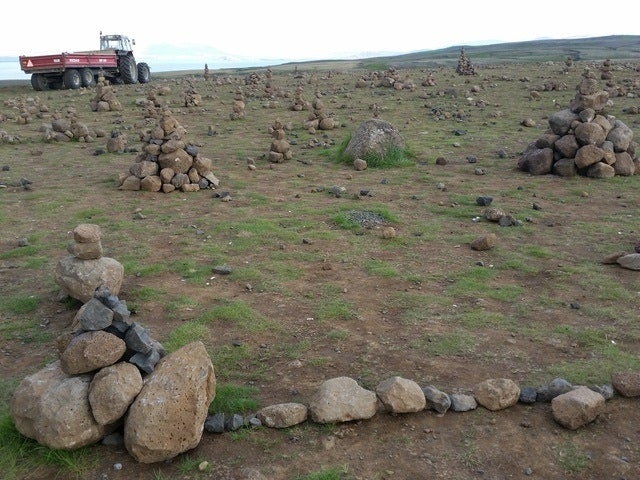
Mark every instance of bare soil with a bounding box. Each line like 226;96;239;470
1;59;640;480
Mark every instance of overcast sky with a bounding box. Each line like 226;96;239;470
4;1;639;61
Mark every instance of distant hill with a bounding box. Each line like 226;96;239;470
357;35;640;68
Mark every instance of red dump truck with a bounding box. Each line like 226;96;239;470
19;33;150;91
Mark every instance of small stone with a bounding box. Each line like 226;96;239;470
204;413;225;433
532;202;542;211
450;393;477;412
590;384;615;400
570;302;581;309
17;237;29;247
476;196;493;206
467;155;477;163
519;386;537;404
198;461;209;472
225;413;245;431
435;157;447;166
212;265;232;275
470;233;497;251
113;463;123;471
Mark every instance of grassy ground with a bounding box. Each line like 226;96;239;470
1;52;640;479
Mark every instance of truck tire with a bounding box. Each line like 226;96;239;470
119;55;138;84
63;69;82;89
80;68;95;88
137;62;151;84
31;74;48;91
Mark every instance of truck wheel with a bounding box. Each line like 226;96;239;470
63;69;82;89
137;62;151;84
119;55;138;84
31;74;48;91
80;68;95;88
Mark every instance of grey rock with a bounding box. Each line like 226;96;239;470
204;413;225;433
78;298;114;331
226;413;245;431
212;265;233;275
536;378;573;402
519;386;538;404
129;348;161;374
422;385;451;413
124;323;153;355
476;196;493;206
590;384;615;400
101;432;125;446
616;254;640;271
450;393;477;412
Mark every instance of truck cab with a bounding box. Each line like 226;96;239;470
100;34;134;53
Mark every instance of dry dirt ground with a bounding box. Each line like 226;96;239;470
1;58;640;480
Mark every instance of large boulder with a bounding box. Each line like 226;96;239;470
10;361;115;449
54;256;124;303
124;341;216;463
343;119;405;160
551;386;605;429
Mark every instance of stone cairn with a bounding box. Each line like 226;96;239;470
456;47;476;75
183;82;202;107
55;224;124;303
230;87;246;120
518;68;638;178
119;109;221;193
203;63;210;81
10;284;215;463
303;92;336;133
90;73;122;112
290;85;311;111
268;119;292;163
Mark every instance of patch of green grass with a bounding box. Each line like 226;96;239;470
519;244;554;259
170;259;211;284
546;348;640;385
364;259;398;277
0;245;41;259
0;414;98;480
315;298;357;322
166;296;200;318
0;295;40;315
294;464;350;480
199;299;275;333
325;329;350;341
208;383;260;414
556;440;590;473
163;322;210;353
454;309;515;329
177;454;211;474
122;260;166;277
73;207;106;222
130;286;165;302
410;331;477;356
211;344;269;382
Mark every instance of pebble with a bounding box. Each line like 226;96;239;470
113;463;122;471
17;237;29;247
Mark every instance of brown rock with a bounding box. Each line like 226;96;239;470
124;341;216;463
474;378;520;411
309;376;378;423
470;233;497;251
574;144;604;169
586;162;615;178
375;376;426;413
574;122;605;146
119;175;141;191
551;386;605;430
353;158;367;171
73;224;102;243
67;240;103;260
554;134;579;158
89;362;143;425
552;158;577;177
158;148;194;174
55;255;124;303
140;175;162;192
60;330;126;375
256;403;308;428
130;160;159;179
613;152;635;176
10;361;115;449
611;371;640;397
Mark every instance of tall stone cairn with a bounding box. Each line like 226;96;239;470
303;92;336;133
230;88;246;120
119;109;220;193
456;48;476;75
518;68;638;178
203;63;210;81
90;74;122;112
268;119;292;163
183;83;202;107
290;85;311;111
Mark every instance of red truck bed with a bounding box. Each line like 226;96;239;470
19;52;118;74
